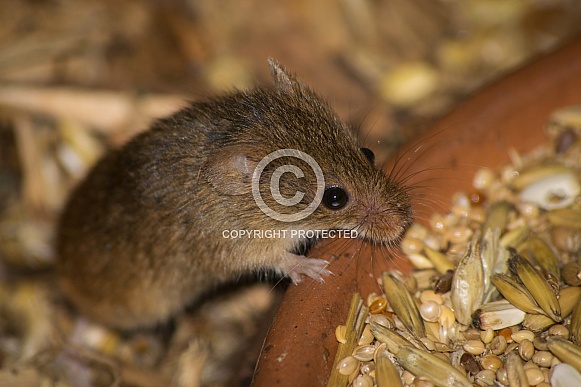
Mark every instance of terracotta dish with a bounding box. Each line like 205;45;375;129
253;37;581;386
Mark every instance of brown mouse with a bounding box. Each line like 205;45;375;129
56;60;412;329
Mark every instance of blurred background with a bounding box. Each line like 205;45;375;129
0;0;580;386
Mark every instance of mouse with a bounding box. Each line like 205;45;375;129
56;59;413;330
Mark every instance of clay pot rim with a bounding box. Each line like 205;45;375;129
253;36;581;386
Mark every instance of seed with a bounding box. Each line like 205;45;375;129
405;223;429;240
524;286;581;332
552;226;581;253
429;213;446;232
401;370;415;385
474;301;525;330
446;226;473;244
496;367;508;385
547;336;581;373
335;324;347;344
474;369;496;386
533;336;548;351
523;313;557;333
480;328;494;344
562;262;581;286
508;252;562;322
412;269;440;290
491;335;508;355
433;270;454;293
506;351;528;386
370;322;411;355
367;292;381;306
480;355;503;371
369;313;395;330
463;339;486;355
519;339;535;361
379;61;438;107
420;289;443;305
424;246;455;274
463;328;481;341
401;236;426;255
437;305;455;330
396;346;472;387
408;277;421;296
519;169;580;210
374;354;401;387
506;342;519;354
532;350;553;367
451;236;484;325
353;345;376;362
337;355;359;375
369;297;388;314
550;363;581;386
500;225;527;248
548;324;570;340
420;300;441;322
525;366;545;386
360;361;375;375
542;368;550;383
511;164;570;190
460;352;481;375
517;237;561;279
358;324;374;345
407;253;436;270
499;328;513;341
512;330;535;343
352;374;374;387
492;274;544;315
473;168;496;190
382;272;426;338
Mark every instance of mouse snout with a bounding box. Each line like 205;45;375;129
353;191;412;244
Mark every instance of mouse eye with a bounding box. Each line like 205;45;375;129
360;148;375;164
322;186;349;210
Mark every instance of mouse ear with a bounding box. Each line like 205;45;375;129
268;58;304;94
203;145;258;195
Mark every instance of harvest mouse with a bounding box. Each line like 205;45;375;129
56;59;412;329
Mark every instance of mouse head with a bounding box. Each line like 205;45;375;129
203;60;412;245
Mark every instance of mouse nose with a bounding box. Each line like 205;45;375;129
356;202;411;244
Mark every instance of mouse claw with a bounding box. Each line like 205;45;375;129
280;253;333;285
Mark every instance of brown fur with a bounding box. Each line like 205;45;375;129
56;60;412;329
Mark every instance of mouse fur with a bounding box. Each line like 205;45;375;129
56;60;412;329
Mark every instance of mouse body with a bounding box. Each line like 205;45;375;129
56;60;412;329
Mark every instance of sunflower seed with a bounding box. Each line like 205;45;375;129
451;236;484;325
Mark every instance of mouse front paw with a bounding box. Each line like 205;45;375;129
279;253;333;285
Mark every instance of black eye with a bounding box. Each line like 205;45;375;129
360;147;375;164
322;186;349;210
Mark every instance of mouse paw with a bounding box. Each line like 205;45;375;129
280;253;332;285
